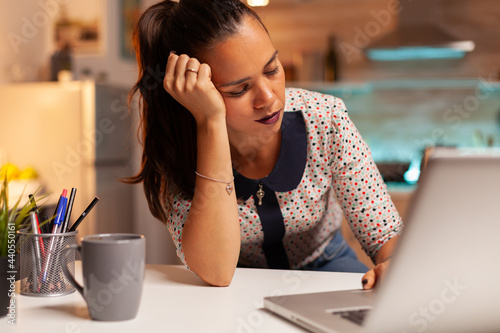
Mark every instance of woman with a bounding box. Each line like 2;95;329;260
129;0;403;288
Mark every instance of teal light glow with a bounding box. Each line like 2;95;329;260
366;47;466;61
404;158;422;184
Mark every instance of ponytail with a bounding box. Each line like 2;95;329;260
125;0;264;222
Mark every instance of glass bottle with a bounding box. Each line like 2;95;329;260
324;35;339;82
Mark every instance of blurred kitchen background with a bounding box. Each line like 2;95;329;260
0;0;499;265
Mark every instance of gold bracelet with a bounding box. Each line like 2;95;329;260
195;171;234;195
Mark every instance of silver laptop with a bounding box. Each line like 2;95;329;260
264;147;500;333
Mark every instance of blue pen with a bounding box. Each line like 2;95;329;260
40;189;68;285
52;189;68;232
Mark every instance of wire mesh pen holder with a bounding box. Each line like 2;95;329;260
18;230;78;297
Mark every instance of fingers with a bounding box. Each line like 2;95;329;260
167;54;189;92
164;53;203;94
164;52;178;89
162;53;224;122
198;63;211;80
183;57;200;77
185;58;200;74
362;269;376;290
361;261;390;290
184;58;201;86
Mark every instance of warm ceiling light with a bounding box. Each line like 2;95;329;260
247;0;269;7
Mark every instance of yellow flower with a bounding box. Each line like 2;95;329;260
18;166;38;180
0;163;20;181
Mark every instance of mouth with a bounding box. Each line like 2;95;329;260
255;109;282;125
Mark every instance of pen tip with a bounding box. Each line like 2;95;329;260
62;189;68;197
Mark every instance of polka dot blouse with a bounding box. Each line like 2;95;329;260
165;88;403;269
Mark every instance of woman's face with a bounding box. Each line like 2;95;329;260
204;15;286;147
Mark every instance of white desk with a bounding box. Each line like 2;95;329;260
2;262;363;333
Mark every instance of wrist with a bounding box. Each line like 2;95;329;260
374;235;399;265
196;114;227;133
380;256;392;264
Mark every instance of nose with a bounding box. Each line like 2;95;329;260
253;80;275;110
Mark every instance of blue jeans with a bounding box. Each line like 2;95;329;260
302;231;369;273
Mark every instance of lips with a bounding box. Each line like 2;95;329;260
255;109;282;124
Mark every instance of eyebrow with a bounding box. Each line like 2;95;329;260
220;50;279;88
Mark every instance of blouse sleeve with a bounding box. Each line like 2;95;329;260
164;195;192;267
329;97;403;260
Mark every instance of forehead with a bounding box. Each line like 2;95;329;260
203;16;275;85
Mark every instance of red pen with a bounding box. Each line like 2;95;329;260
34;212;45;256
30;211;43;288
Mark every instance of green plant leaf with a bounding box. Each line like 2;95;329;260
0;177;9;256
0;177;47;257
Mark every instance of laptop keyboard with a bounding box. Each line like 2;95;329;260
332;309;370;326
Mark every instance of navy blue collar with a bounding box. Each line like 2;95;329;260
233;111;307;200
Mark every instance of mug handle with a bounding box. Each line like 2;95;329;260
60;244;84;297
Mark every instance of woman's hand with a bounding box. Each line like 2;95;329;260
361;257;391;290
361;235;399;289
163;53;226;124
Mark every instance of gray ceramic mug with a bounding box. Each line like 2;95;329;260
60;233;145;321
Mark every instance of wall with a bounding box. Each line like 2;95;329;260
0;0;52;84
0;0;138;87
4;0;498;85
72;0;138;87
253;0;500;81
253;0;398;76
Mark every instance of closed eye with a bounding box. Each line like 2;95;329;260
228;84;249;98
265;66;280;76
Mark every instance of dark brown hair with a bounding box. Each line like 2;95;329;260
126;0;263;222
